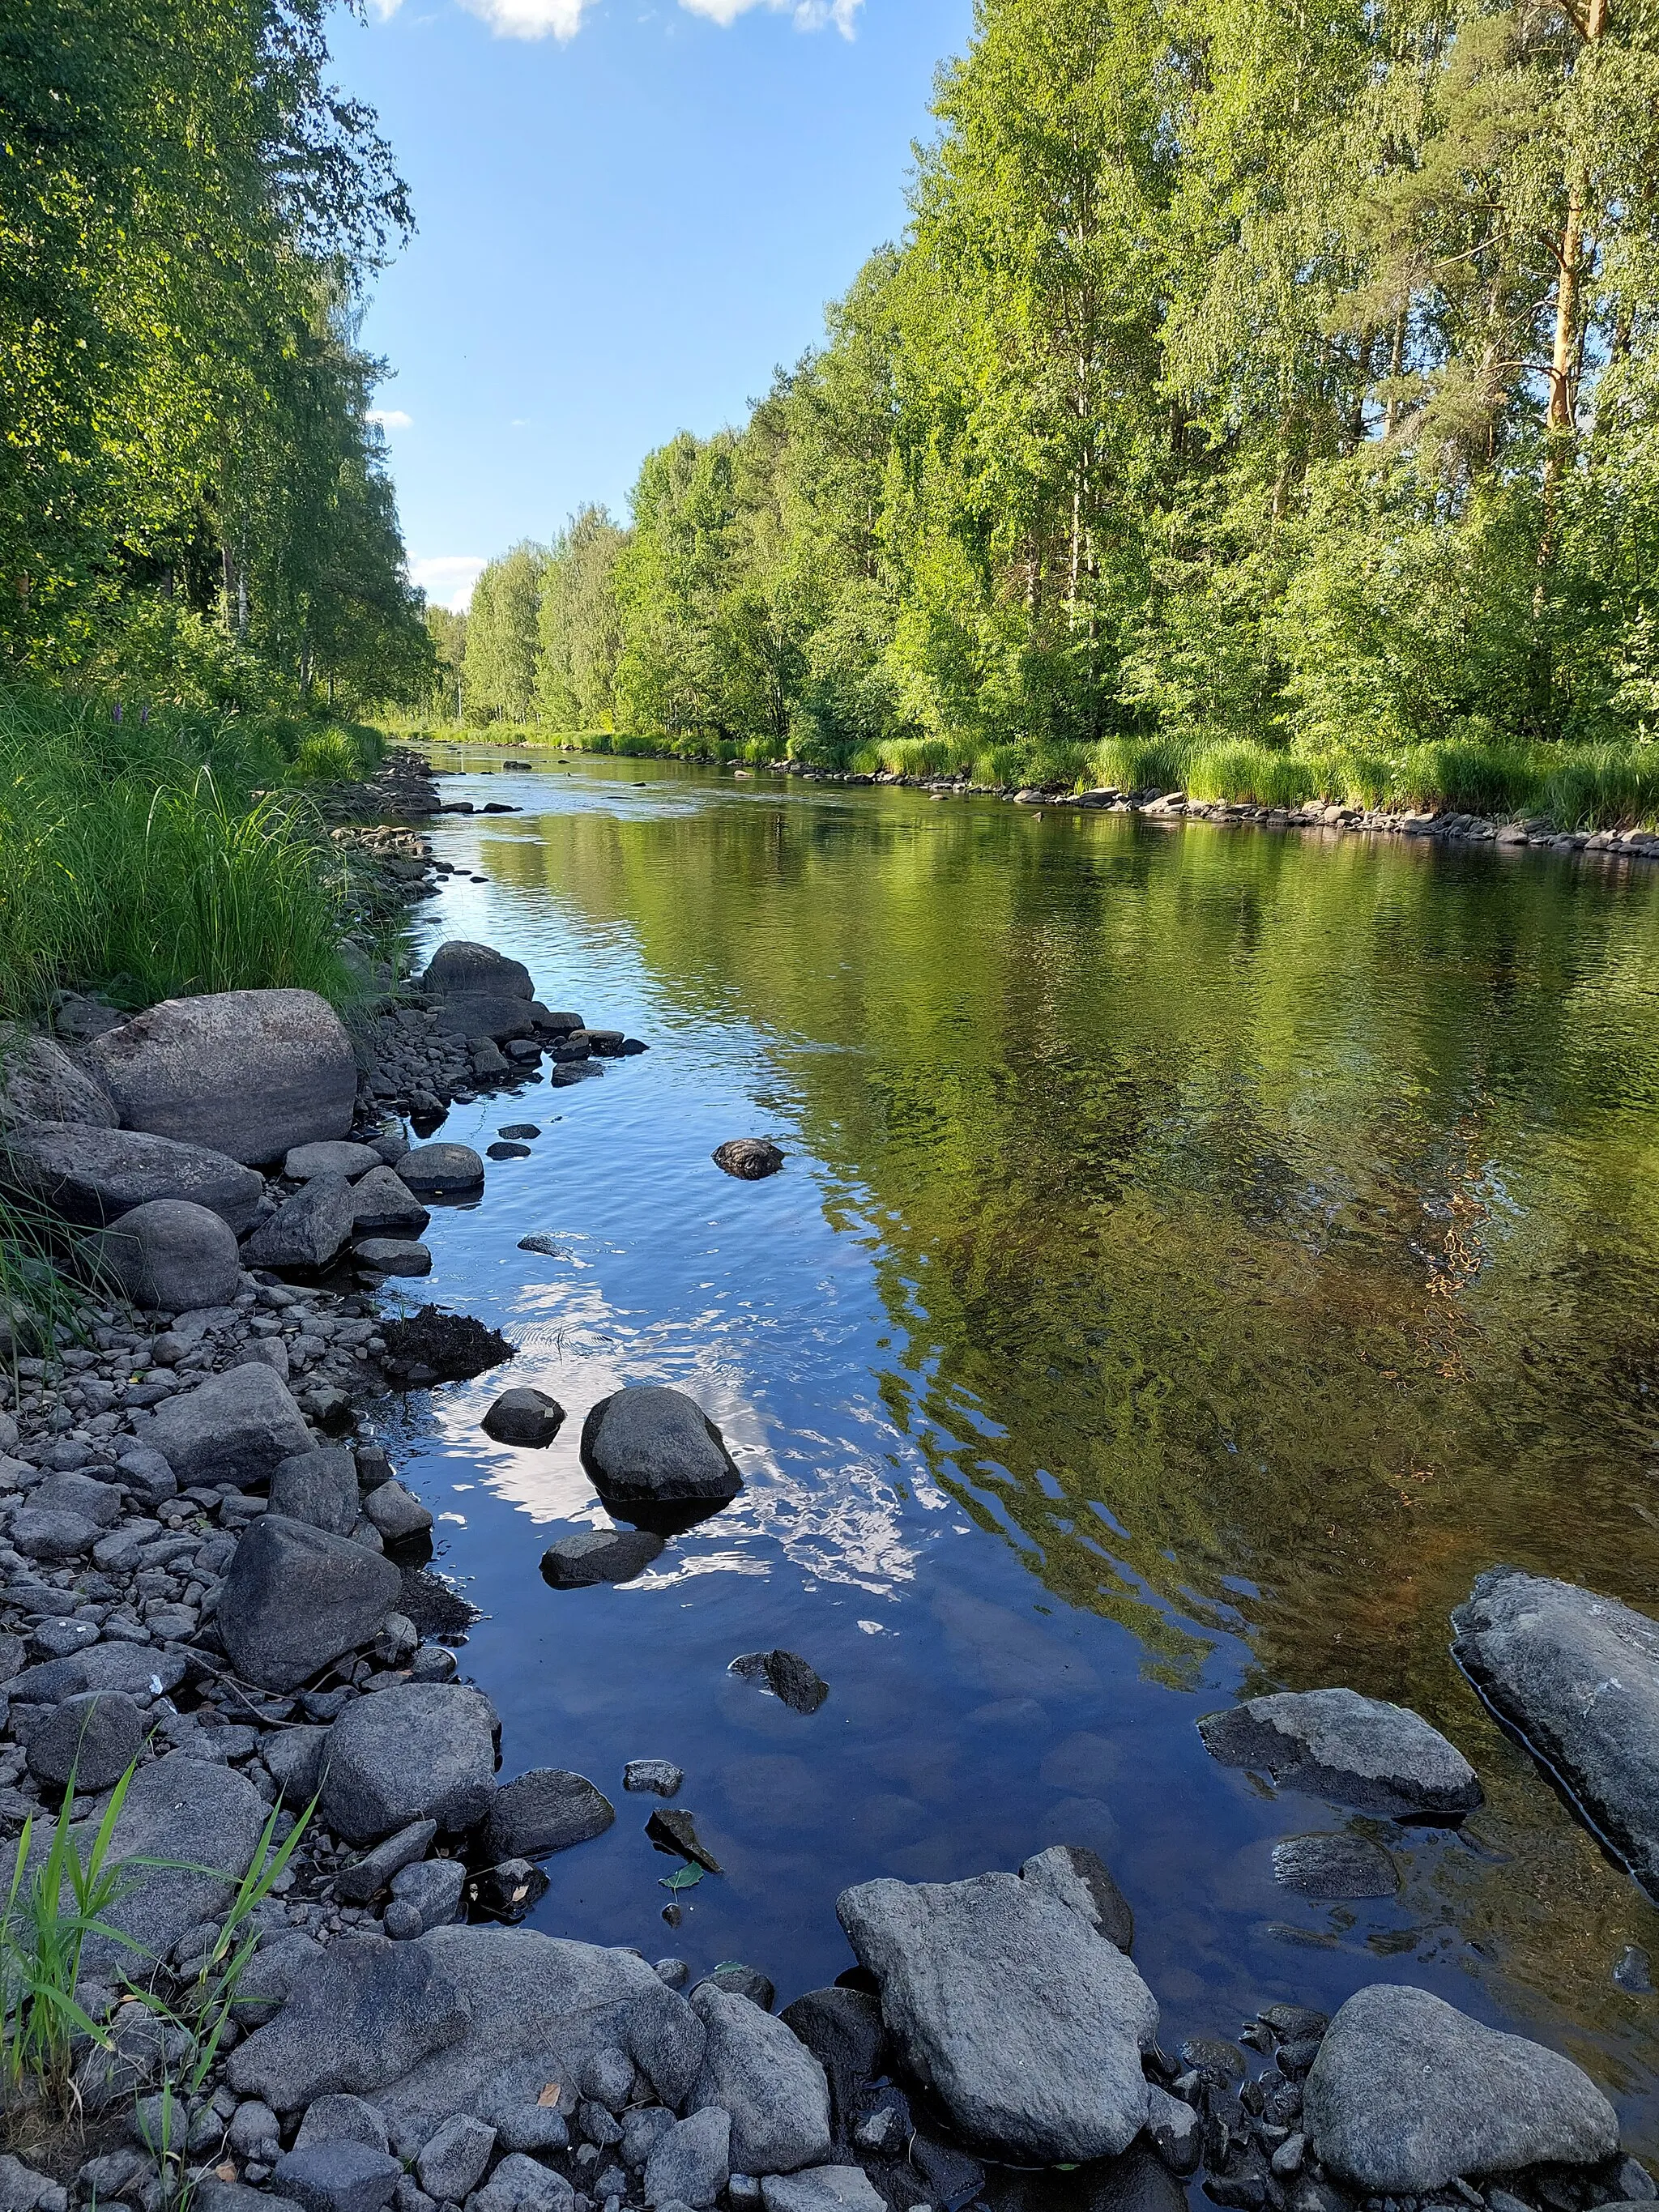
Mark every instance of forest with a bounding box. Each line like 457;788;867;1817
449;0;1659;809
1;0;433;717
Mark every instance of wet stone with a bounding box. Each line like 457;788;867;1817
543;1529;665;1588
483;1388;567;1447
1272;1833;1400;1899
729;1649;829;1715
712;1141;785;1183
488;1143;532;1161
648;1808;722;1873
625;1760;684;1797
471;1857;550;1920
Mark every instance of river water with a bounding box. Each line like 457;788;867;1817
371;748;1659;2154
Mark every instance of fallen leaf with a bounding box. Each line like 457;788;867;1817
215;2165;237;2183
659;1862;705;1894
538;2084;561;2108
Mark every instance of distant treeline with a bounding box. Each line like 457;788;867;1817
447;0;1659;791
2;0;433;714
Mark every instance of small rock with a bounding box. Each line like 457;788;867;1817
488;1143;532;1161
625;1761;683;1797
1614;1944;1653;1994
295;2096;392;2154
25;1690;143;1791
712;1142;784;1183
645;2109;730;2209
1145;2085;1201;2176
364;1480;434;1542
777;1988;885;2139
543;1530;664;1589
274;2139;403;2212
499;1125;540;1140
622;1980;708;2112
228;2102;282;2161
355;1240;433;1277
688;1984;830;2176
350;1168;430;1238
245;1177;361;1272
654;1958;689;1989
416;2116;496;2202
697;1964;773;2011
470;1858;549;1920
729;1650;827;1715
398;1144;485;1196
759;2172;885;2212
335;1820;439;1903
485;1770;615;1860
484;1389;567;1448
390;1856;467;1933
1197;1687;1482;1816
1272;1833;1399;1899
271;1448;360;1539
264;1726;330;1808
647;1808;721;1873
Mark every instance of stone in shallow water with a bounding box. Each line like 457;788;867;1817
483;1387;566;1447
349;1167;429;1238
353;1239;432;1277
581;1387;743;1513
499;1124;540;1140
1019;1843;1135;1951
245;1175;359;1271
1452;1566;1659;1900
485;1768;616;1860
398;1144;485;1195
625;1760;684;1797
712;1140;785;1182
1302;1983;1618;2192
1272;1832;1399;1899
542;1528;664;1588
729;1649;829;1715
488;1142;532;1161
1196;1686;1482;1816
647;1808;722;1873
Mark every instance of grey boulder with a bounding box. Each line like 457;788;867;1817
350;1168;430;1238
1019;1843;1134;1951
361;1480;433;1542
645;2108;729;2208
7;1641;186;1703
483;1388;566;1447
294;2095;391;2153
264;1726;330;1808
836;1869;1156;2163
230;1938;471;2112
398;1144;485;1196
422;942;535;1002
688;1984;830;2176
285;1143;382;1182
760;2174;884;2212
245;1177;360;1272
273;2139;402;2212
1452;1566;1659;1900
542;1529;664;1589
93;1199;241;1312
143;1364;313;1490
0;1030;117;1127
219;1514;401;1691
2;1122;263;1231
1272;1832;1398;1899
271;1448;361;1538
484;1770;615;1860
25;1690;143;1791
86;989;356;1164
320;1682;498;1843
1303;1984;1619;2191
580;1388;742;1509
1197;1686;1482;1816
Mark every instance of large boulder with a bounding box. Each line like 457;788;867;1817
4;1754;266;1981
143;1365;313;1489
1303;1984;1619;2192
230;1939;471;2112
244;1177;359;1272
2;1123;262;1231
1452;1567;1659;1899
93;1199;241;1312
270;1447;360;1537
219;1515;401;1691
0;1031;117;1128
319;1682;498;1843
579;1388;742;1511
421;943;535;1002
836;1871;1156;2164
86;989;356;1165
360;1928;663;2158
688;1984;831;2176
1197;1687;1482;1817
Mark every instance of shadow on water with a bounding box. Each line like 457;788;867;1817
374;747;1659;2150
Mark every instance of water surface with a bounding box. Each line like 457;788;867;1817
374;751;1659;2152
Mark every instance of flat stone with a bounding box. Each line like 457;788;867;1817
231;1937;471;2111
542;1529;664;1589
488;1142;531;1161
712;1140;785;1183
86;990;357;1165
484;1388;566;1447
93;1199;241;1311
1197;1687;1482;1816
1019;1843;1135;1950
32;1471;122;1525
475;2151;575;2212
1452;1567;1659;1899
285;1144;382;1182
1272;1833;1399;1899
484;1769;615;1860
25;1690;143;1790
273;2139;403;2212
143;1365;313;1490
0;1030;117;1127
295;2096;392;2153
271;1449;360;1538
837;1870;1155;2163
624;1761;683;1797
350;1168;430;1238
7;1641;186;1703
1303;1984;1618;2191
646;2108;729;2208
416;2113;496;2201
245;1176;360;1272
353;1241;432;1277
320;1681;498;1843
11;1507;102;1561
729;1650;828;1715
689;1984;831;2176
760;2171;884;2212
362;1480;433;1542
3;1122;263;1231
220;1514;401;1691
398;1144;485;1195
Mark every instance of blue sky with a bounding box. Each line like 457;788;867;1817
332;0;975;607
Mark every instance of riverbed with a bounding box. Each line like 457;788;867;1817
368;748;1659;2154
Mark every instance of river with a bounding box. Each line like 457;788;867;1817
369;747;1659;2154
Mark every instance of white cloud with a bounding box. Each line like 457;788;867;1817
372;0;859;36
367;408;413;432
411;556;488;612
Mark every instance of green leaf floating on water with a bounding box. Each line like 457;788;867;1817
659;1863;705;1894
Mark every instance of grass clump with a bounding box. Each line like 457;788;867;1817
0;691;360;1020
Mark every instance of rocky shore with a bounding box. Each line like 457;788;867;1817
0;756;1653;2212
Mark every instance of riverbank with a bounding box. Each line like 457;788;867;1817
0;756;1653;2212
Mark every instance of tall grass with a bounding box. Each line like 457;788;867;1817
0;692;358;1020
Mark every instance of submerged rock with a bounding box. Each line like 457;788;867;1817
3;1122;264;1231
581;1387;743;1515
712;1140;785;1183
624;1760;684;1798
836;1869;1156;2164
1272;1831;1399;1899
1452;1566;1659;1900
85;988;356;1164
1303;1983;1618;2191
1197;1686;1482;1816
729;1650;828;1715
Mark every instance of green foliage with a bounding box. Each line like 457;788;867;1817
0;691;357;1019
464;545;547;722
